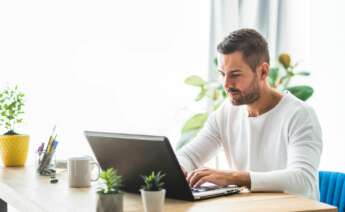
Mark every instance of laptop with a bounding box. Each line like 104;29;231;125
84;131;241;201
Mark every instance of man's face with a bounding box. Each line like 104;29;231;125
218;52;261;105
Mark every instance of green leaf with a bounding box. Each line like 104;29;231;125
213;100;224;111
175;129;200;150
294;71;310;76
268;67;279;87
286;86;314;101
215;85;227;97
181;113;208;133
195;87;207;101
213;58;218;67
0;85;26;131
99;168;122;194
141;171;165;191
184;75;205;87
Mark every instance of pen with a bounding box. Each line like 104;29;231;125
46;126;57;153
48;135;58;153
51;140;59;151
37;143;45;155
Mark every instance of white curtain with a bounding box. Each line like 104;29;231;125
208;0;311;79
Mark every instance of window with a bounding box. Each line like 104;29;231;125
0;0;209;160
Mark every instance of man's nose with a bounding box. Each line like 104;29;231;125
223;77;234;90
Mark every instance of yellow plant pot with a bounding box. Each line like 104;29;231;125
0;135;30;167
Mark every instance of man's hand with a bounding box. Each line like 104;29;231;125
186;167;251;188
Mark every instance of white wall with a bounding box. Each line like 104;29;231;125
0;0;209;162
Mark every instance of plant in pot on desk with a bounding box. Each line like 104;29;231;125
97;168;123;212
0;85;29;167
140;171;166;212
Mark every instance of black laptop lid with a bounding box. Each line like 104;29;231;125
85;131;193;201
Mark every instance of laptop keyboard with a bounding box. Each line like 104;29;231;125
191;186;226;193
191;185;241;199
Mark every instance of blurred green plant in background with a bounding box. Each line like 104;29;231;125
176;53;313;150
269;53;313;100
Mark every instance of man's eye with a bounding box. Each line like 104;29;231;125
231;75;240;78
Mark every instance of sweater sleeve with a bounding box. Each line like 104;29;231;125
176;112;222;172
249;107;323;199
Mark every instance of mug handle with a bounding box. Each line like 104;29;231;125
90;161;100;181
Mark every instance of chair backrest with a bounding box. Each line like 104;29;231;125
319;171;345;212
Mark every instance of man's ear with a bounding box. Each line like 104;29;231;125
257;62;270;80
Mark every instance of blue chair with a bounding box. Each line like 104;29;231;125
319;171;345;212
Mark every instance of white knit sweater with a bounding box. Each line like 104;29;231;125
177;92;322;200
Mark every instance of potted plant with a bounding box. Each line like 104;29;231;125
140;171;166;212
96;168;123;212
0;85;29;166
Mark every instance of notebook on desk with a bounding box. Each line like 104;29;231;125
84;131;240;201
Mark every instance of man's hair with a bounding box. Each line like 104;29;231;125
217;28;269;72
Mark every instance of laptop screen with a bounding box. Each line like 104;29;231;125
85;131;194;201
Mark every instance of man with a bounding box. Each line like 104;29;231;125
177;28;322;200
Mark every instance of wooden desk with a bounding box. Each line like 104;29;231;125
0;166;337;212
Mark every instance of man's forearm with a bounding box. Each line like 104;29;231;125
229;171;251;188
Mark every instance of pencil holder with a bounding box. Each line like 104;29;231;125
37;150;56;176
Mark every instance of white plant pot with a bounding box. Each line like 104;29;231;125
96;192;123;212
140;189;166;212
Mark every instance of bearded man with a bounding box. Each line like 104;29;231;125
177;28;322;200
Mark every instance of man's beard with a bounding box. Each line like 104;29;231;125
227;76;260;105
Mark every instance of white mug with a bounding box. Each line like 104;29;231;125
68;156;100;188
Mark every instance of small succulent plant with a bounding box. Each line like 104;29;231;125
98;168;122;194
141;171;165;191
